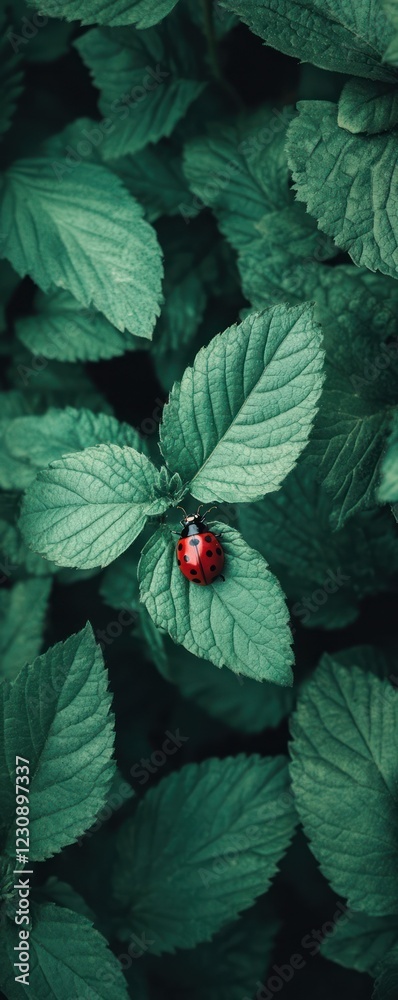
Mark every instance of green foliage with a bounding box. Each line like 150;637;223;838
113;755;296;952
2;4;398;997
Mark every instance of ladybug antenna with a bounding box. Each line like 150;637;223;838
204;506;218;518
176;505;187;518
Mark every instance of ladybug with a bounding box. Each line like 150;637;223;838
175;507;225;586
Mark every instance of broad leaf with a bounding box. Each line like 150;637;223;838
0;578;51;680
20;445;169;569
75;13;204;160
16;288;142;362
220;0;397;81
287;101;398;281
26;0;179;28
160;304;324;503
290;655;398;915
0;159;163;335
338;79;398;133
0;623;115;861
0;406;145;490
321;910;398;975
107;140;189;221
113;755;296;952
138;523;293;684
0;903;129;998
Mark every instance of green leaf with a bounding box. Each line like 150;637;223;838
160;304;324;503
20;445;170;569
27;0;179;27
286;101;398;281
138;523;293;684
379;411;398;502
16;287;143;363
0;158;163;335
220;0;397;81
183;107;333;293
75;14;204;160
0;406;146;490
0;623;115;861
150;908;280;1000
290;655;398;915
321;910;398;975
373;944;398;1000
0;903;129;998
0;578;51;680
107;140;189;222
100;545;140;612
338;78;398;133
239;461;398;628
113;755;296;952
161;641;295;732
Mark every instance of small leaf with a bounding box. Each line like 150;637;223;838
20;445;169;569
108;140;189;222
379;411;398;502
160;304;324;503
0;903;129;998
75;14;204;160
138;523;293;684
113;755;296;952
0;623;115;861
0;578;51;680
338;78;398;133
287;101;398;281
0;159;163;335
0;406;146;490
290;655;398;915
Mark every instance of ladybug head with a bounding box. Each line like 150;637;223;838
177;505;217;537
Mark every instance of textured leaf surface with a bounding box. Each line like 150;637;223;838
373;945;398;1000
113;755;296;952
287;101;398;280
0;903;129;999
0;159;163;335
16;288;142;362
160;304;324;503
0;407;145;490
108;141;188;221
290;656;398;915
0;578;51;680
27;0;178;27
338;78;398;133
220;0;397;80
139;523;293;684
76;15;204;160
20;445;169;569
321;910;398;975
0;624;115;861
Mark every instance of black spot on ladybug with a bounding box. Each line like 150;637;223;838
189;538;200;546
184;555;190;562
204;535;212;542
177;559;181;565
190;569;197;576
216;547;222;555
210;565;216;572
178;543;183;551
206;550;213;557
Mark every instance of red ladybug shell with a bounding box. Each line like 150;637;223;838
176;517;224;586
